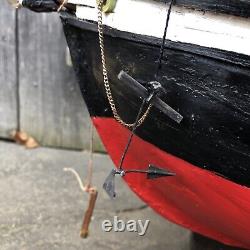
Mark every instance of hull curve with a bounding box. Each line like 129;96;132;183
93;117;250;249
61;12;250;249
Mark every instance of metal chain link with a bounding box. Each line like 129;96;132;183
97;0;152;128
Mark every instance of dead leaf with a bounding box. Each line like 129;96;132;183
11;131;28;144
25;137;39;149
11;130;39;149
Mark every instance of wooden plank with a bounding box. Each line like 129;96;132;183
18;10;103;150
156;0;250;18
166;0;250;18
0;2;18;139
76;0;250;57
69;0;250;18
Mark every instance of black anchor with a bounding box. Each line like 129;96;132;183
103;71;182;199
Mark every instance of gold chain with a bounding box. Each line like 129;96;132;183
97;0;152;128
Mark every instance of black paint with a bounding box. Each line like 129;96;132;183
22;0;250;18
163;0;250;18
62;15;250;187
21;0;76;12
22;0;59;12
62;13;250;69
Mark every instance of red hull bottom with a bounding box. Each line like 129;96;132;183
92;117;250;249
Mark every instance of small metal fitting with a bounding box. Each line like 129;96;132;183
119;170;126;177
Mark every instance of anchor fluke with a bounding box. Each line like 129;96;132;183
147;164;176;179
103;169;117;199
103;165;176;198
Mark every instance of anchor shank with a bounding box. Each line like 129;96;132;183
118;98;147;170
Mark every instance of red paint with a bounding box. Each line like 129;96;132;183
92;117;250;249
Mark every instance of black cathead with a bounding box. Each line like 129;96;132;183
118;71;183;124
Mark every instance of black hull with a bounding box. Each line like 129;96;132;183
61;14;250;188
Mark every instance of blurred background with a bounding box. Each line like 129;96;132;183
0;1;103;151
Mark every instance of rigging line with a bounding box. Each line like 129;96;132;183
156;0;175;78
85;123;94;189
15;9;21;132
118;99;147;171
118;1;175;171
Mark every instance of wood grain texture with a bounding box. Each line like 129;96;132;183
164;0;250;18
69;0;250;18
76;1;250;57
18;10;103;150
0;2;18;139
179;0;250;17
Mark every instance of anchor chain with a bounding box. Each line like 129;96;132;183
97;0;152;128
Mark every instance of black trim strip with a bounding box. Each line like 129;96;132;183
61;12;250;69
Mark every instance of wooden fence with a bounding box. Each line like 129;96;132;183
0;2;103;151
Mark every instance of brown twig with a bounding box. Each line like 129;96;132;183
64;124;98;238
64;168;98;238
80;188;98;238
64;124;97;238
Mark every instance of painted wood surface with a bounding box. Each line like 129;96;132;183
0;2;18;139
69;0;250;18
0;5;103;150
63;18;250;186
165;0;250;18
76;0;250;56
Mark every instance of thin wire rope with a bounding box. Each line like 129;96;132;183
118;99;147;171
117;1;175;171
64;168;87;192
15;9;20;131
156;0;175;78
85;123;94;189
